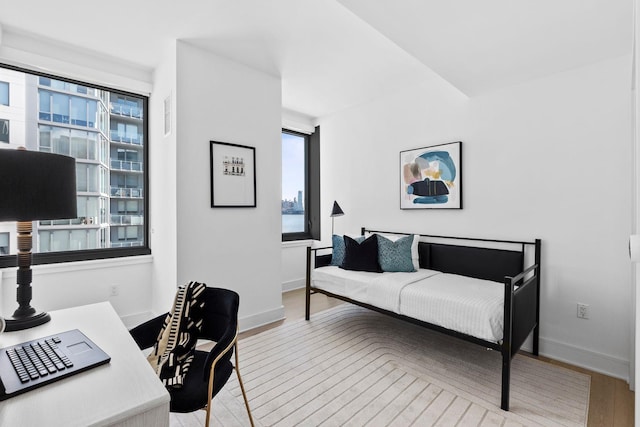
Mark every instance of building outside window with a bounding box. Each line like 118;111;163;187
0;66;149;267
0;80;8;145
0;232;8;255
0;81;8;106
0;119;8;143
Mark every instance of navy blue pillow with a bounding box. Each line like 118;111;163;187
341;234;382;272
330;234;364;266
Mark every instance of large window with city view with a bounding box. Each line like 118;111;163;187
0;65;149;266
282;130;307;235
281;127;320;241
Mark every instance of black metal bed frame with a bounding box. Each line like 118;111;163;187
305;227;542;411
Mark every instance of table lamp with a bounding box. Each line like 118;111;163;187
330;201;344;235
0;148;77;331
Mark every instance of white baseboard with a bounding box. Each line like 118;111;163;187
239;305;285;333
282;278;305;292
540;336;629;382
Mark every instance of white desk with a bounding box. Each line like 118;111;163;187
0;302;170;426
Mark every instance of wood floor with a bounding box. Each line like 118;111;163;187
240;288;634;426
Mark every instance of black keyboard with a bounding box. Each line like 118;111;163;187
0;329;110;400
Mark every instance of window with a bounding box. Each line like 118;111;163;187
52;92;70;124
0;81;8;106
281;127;320;241
0;119;8;143
282;131;306;234
0;232;8;255
70;97;88;126
0;65;149;268
39;90;51;120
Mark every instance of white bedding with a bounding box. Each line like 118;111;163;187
311;267;439;313
311;267;505;343
399;273;504;342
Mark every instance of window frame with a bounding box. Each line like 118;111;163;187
281;127;320;242
0;63;150;268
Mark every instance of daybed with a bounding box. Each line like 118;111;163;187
305;227;541;411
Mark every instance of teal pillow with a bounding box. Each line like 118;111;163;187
330;234;364;266
377;234;416;272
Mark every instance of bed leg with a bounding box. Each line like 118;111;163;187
305;246;311;321
501;352;510;411
533;238;542;357
533;325;540;356
305;288;310;321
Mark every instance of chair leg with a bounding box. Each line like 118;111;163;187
234;343;255;427
205;368;216;427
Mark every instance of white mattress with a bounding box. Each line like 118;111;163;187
399;273;504;342
311;267;439;313
311;267;504;343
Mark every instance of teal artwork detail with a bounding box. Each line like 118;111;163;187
377;234;416;272
400;141;462;209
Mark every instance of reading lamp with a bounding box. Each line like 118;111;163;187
330;201;344;235
0;148;77;331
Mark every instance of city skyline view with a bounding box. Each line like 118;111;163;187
281;190;304;213
282;131;305;233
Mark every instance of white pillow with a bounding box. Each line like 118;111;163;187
378;234;420;270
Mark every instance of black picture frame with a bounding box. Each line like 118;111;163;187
400;141;462;209
210;141;256;208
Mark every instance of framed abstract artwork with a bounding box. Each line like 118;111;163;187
400;141;462;209
210;141;256;207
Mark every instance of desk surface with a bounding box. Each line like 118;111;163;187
0;302;170;427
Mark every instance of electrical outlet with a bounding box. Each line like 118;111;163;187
110;285;119;297
577;303;589;319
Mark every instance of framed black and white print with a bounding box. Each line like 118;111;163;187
210;141;256;207
400;141;462;209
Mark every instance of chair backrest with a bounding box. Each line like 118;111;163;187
198;287;240;342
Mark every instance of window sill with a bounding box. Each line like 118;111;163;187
0;254;153;278
282;240;314;249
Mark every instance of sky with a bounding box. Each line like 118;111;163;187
281;132;305;202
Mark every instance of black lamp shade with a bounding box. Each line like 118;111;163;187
330;201;344;217
0;149;77;221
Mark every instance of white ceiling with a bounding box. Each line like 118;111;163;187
0;0;633;118
337;0;634;96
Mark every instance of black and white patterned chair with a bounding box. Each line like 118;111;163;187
130;287;254;427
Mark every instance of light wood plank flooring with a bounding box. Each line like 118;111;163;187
240;288;634;426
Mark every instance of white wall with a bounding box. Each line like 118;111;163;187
282;241;312;292
175;42;284;330
318;78;469;242
0;35;155;328
0;36;286;332
317;55;633;380
281;110;316;293
468;55;633;379
633;0;639;420
0;257;153;328
148;41;179;316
